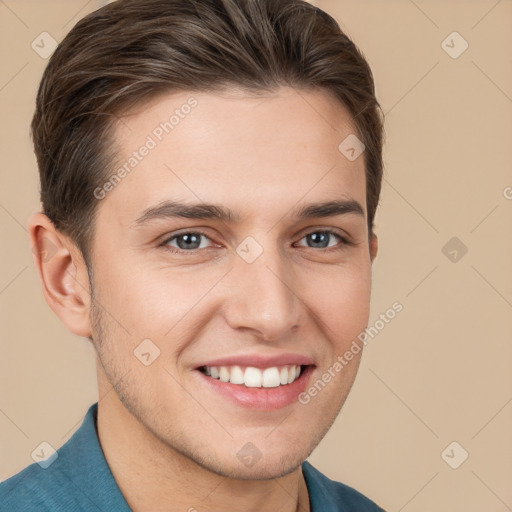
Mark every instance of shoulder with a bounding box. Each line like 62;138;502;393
0;456;76;512
0;402;104;512
302;461;386;511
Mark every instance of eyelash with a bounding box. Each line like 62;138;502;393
159;229;352;254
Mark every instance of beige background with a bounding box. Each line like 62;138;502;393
1;0;511;510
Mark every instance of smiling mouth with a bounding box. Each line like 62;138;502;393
198;364;308;388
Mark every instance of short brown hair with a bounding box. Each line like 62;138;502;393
32;0;384;265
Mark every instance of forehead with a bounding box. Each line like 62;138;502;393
100;86;366;225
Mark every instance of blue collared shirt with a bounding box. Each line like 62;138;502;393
0;402;385;511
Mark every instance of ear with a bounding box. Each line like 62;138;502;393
370;232;378;262
28;212;92;337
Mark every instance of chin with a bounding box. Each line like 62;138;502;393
213;455;306;481
180;440;310;481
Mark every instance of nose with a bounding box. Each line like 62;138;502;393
222;244;303;342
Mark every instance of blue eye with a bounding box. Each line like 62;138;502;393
160;229;350;254
163;231;212;251
296;230;346;249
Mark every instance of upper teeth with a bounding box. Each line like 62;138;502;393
204;365;302;388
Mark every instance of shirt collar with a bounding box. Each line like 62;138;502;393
61;402;132;510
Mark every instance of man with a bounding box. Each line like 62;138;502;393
0;0;386;510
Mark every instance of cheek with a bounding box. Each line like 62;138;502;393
93;245;371;354
95;259;226;338
308;262;372;346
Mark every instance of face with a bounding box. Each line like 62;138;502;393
88;86;377;480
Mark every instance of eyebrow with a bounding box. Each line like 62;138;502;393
133;198;365;225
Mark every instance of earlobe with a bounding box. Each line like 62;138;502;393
370;233;378;262
28;212;92;338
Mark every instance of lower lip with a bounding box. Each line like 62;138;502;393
197;366;314;410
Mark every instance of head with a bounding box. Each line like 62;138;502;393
29;0;383;480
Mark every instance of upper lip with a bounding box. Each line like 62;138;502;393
195;352;315;369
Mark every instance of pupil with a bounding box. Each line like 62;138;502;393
178;233;200;249
309;232;328;248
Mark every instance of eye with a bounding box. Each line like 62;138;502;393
162;231;214;251
159;228;351;254
295;230;348;250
